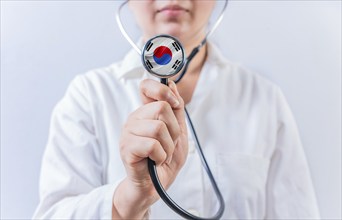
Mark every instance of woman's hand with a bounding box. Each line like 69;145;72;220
112;79;188;219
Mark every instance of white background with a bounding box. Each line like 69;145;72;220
1;1;341;219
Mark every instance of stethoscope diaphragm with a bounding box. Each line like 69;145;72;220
142;35;185;78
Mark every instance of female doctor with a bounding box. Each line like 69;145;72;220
33;0;320;219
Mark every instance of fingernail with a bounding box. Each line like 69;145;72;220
173;99;180;108
169;81;180;96
169;81;176;91
168;82;180;107
168;93;179;107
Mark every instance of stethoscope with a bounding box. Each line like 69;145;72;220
116;1;228;219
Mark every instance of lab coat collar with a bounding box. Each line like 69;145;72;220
115;39;145;80
206;42;228;67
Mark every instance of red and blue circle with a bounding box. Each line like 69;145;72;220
153;46;172;65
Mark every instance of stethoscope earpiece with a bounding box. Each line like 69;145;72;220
142;35;185;79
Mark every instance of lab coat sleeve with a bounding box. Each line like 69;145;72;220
265;88;320;219
33;75;118;219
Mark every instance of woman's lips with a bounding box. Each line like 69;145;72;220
157;6;188;17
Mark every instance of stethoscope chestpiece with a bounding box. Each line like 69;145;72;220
142;35;185;79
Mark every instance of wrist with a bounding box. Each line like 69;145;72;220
112;178;155;219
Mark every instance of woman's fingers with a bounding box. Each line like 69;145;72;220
129;101;181;142
167;81;188;167
140;79;180;108
139;78;186;136
168;81;186;128
125;119;175;164
139;79;188;165
120;134;167;167
127;78;188;169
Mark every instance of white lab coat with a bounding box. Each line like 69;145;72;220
33;43;320;219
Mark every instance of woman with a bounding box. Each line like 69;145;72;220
33;1;320;219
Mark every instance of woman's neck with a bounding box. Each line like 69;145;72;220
172;33;208;80
171;34;208;104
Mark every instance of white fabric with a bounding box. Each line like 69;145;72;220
33;43;320;219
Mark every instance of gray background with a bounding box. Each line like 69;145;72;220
1;1;341;219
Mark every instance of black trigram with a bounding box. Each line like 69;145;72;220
146;42;153;52
172;42;181;51
146;60;153;69
172;60;181;70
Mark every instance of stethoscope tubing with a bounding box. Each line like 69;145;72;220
149;78;226;220
116;1;229;219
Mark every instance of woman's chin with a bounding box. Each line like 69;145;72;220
157;24;186;39
145;24;194;45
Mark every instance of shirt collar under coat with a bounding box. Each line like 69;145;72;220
114;39;228;80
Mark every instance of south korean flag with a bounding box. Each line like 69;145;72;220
142;35;185;78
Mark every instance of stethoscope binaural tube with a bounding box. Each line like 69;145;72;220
116;1;229;219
